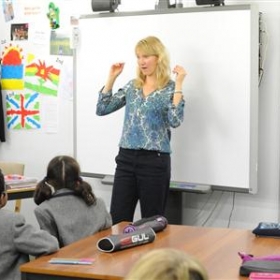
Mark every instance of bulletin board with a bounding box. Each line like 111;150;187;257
0;0;81;179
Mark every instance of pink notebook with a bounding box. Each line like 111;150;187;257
250;272;280;280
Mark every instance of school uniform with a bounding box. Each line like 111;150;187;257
0;209;59;280
34;188;112;247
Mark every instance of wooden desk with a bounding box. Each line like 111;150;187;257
20;222;280;280
7;186;35;212
7;186;35;200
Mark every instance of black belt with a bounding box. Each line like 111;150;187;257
119;147;169;156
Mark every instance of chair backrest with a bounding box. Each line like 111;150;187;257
0;162;25;175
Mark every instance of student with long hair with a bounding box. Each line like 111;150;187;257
33;155;112;247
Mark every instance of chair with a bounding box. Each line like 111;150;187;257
0;161;25;212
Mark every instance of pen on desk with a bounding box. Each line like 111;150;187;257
49;258;94;265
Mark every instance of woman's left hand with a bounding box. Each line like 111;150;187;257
172;65;187;85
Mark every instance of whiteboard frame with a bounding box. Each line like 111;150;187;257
73;4;259;193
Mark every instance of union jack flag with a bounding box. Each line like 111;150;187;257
6;92;41;129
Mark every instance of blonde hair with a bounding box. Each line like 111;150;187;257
134;36;171;89
125;248;208;280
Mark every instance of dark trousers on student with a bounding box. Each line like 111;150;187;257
110;148;171;225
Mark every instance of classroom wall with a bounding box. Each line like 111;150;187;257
0;0;279;230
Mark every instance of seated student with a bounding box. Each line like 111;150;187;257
33;155;112;247
124;248;208;280
0;169;59;280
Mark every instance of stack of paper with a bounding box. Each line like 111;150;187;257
5;174;38;189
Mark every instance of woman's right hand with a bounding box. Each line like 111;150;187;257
102;63;125;93
109;62;125;79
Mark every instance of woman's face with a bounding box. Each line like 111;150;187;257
136;52;158;77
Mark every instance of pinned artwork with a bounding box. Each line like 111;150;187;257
6;92;41;129
47;2;60;29
11;23;29;41
1;44;25;90
2;0;14;22
24;54;61;96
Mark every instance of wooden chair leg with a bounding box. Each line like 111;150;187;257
15;199;22;213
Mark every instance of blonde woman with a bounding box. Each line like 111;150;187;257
96;36;187;225
125;248;208;280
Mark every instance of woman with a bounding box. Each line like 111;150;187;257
96;36;187;224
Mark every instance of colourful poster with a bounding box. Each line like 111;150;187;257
1;44;25;90
6;92;41;129
24;55;61;96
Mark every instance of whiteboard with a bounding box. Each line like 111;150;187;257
74;5;259;193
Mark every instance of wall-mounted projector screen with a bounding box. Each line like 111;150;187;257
74;4;259;193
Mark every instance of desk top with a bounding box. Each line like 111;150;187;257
7;185;35;194
20;222;280;280
7;185;35;200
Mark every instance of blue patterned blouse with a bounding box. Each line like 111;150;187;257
96;79;185;153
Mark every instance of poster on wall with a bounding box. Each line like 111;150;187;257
2;0;14;22
10;23;29;41
24;54;62;96
50;31;73;56
0;43;25;90
6;91;41;129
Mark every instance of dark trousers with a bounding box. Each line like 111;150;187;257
110;148;171;225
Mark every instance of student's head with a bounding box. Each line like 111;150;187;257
125;248;208;280
134;36;170;89
0;169;8;208
46;155;80;187
34;155;96;206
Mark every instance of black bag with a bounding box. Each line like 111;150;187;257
252;222;280;237
239;252;280;276
240;260;280;276
122;215;168;233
